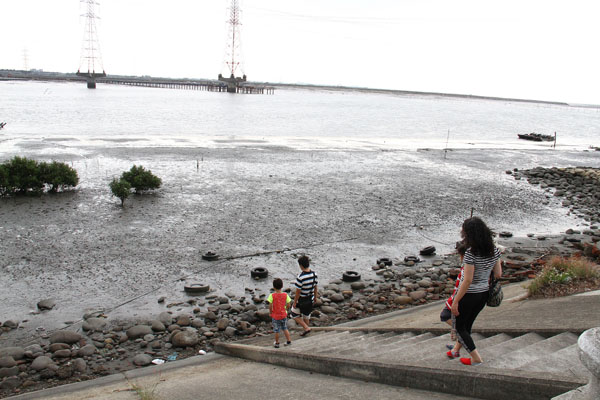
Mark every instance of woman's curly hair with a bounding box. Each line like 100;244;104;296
461;217;495;257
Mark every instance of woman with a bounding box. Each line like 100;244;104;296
449;217;502;366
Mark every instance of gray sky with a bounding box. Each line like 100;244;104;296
1;0;599;104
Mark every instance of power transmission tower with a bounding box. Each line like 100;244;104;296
76;0;106;89
218;0;247;93
22;48;29;71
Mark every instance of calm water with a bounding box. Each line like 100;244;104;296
1;80;599;156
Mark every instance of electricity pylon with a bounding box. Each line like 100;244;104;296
218;0;247;93
76;0;106;89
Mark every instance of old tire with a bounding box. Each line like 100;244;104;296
202;252;219;261
419;246;436;256
404;255;420;263
184;284;210;295
377;257;393;266
342;271;361;282
250;267;268;279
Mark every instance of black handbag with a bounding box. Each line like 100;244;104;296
487;275;503;307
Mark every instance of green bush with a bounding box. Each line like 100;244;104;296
121;165;162;193
0;157;79;196
39;161;79;193
109;178;131;207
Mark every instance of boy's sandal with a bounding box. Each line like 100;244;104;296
446;350;460;359
299;329;311;337
273;342;280;348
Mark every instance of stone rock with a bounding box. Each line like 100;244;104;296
330;294;344;302
0;366;19;378
216;318;230;331
126;325;153;339
394;296;412;305
57;364;73;379
176;315;191;326
350;282;366;290
77;344;97;357
417;279;432;288
72;358;88;373
23;344;43;357
0;357;16;368
82;317;107;332
203;311;218;322
2;320;18;329
132;354;153;366
171;330;199;347
50;331;82;344
37;298;56;310
409;290;427;301
31;355;55;371
256;309;271;322
151;320;166;332
143;334;156;342
320;306;337;314
53;349;71;358
158;311;173;325
49;343;70;353
0;347;25;360
191;319;205;329
0;377;20;390
224;327;237;337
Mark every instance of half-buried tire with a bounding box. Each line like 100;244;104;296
184;283;210;294
250;267;269;279
342;270;361;282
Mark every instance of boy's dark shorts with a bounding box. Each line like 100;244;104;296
291;297;313;318
440;307;452;322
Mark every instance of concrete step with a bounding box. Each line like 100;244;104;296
313;332;384;354
288;331;355;351
519;344;587;379
486;332;578;369
361;332;437;359
334;332;416;356
478;332;545;360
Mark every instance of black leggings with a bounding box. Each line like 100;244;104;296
456;291;488;353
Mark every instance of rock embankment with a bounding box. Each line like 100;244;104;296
509;166;600;225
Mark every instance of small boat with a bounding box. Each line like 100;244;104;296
0;122;6;130
518;132;555;142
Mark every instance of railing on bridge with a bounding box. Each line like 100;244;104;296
100;77;274;94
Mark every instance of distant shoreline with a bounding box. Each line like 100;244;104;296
1;68;598;109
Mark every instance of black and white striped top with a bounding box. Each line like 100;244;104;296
295;270;318;299
461;247;501;293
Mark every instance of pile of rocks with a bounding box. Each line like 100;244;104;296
509;166;600;225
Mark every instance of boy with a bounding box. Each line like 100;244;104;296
267;278;292;348
291;255;318;336
442;241;467;358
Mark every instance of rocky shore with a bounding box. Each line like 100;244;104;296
1;230;599;398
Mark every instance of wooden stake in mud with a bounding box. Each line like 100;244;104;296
553;132;557;149
444;129;450;159
470;207;474;218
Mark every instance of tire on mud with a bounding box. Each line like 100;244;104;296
251;267;269;279
342;270;361;282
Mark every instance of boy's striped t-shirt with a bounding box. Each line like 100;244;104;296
295;270;318;299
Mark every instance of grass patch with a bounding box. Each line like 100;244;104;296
127;378;161;400
528;256;600;297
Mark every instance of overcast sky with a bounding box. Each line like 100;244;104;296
1;0;599;104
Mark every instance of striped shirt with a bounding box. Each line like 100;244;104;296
461;247;501;293
295;270;318;299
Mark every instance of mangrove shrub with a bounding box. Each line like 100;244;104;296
121;165;162;193
0;156;79;196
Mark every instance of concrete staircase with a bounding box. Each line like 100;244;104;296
215;329;588;400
